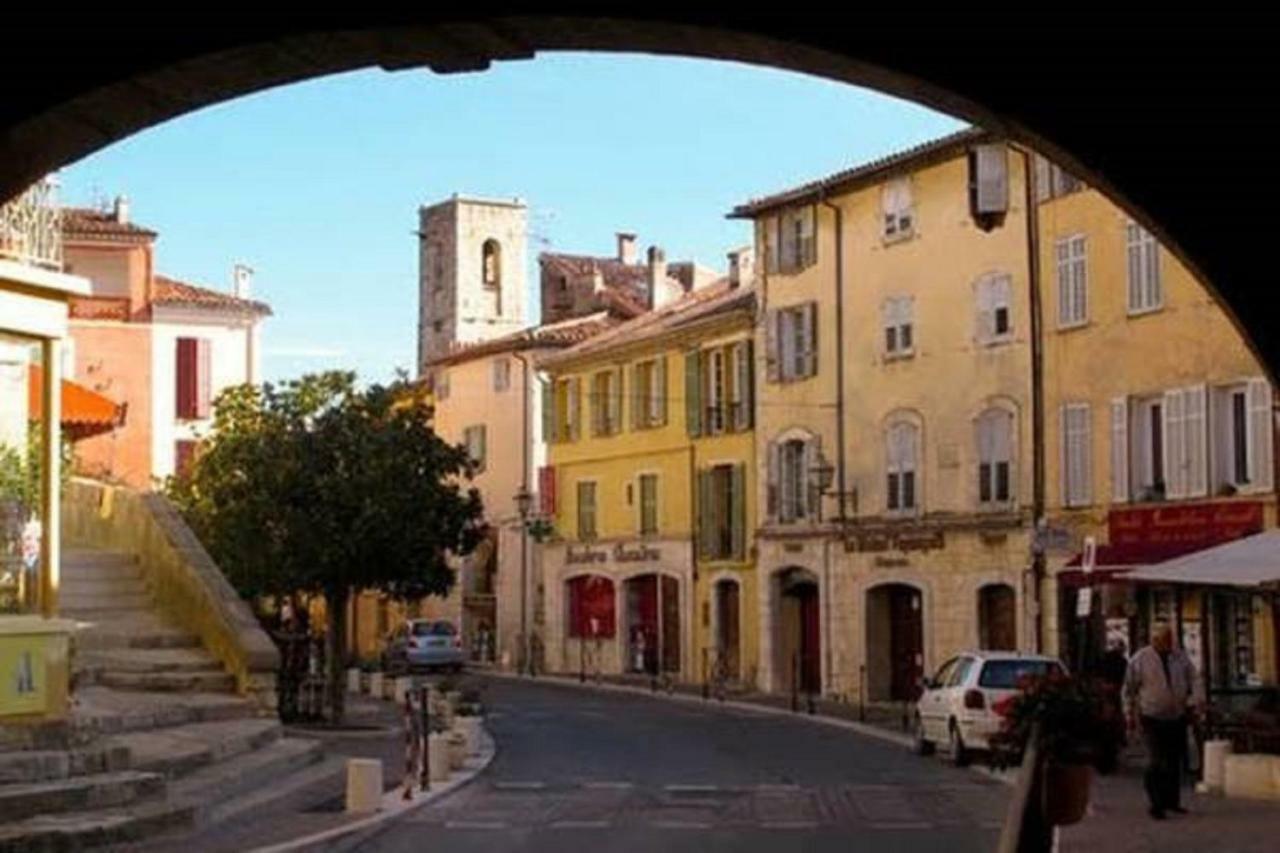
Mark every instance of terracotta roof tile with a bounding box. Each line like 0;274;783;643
153;274;272;316
61;207;157;240
730;127;989;217
427;312;620;367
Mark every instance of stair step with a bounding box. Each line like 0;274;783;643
0;744;131;785
0;770;165;823
96;670;235;694
79;649;220;676
171;737;323;820
0;796;194;853
61;551;142;575
60;592;152;612
59;576;148;597
73;688;257;736
109;718;282;778
75;617;200;650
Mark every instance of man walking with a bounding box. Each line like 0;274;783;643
1124;620;1203;819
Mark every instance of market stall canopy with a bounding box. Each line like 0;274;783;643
27;364;125;440
1124;530;1280;589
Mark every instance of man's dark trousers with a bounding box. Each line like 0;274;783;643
1140;715;1187;811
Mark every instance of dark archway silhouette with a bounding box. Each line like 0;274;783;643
3;15;1273;375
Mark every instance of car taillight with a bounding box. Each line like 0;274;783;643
964;689;986;710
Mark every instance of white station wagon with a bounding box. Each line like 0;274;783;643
913;650;1066;765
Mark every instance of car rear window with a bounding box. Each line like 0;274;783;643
978;660;1062;688
412;621;457;637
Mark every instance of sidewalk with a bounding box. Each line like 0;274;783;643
1060;767;1280;852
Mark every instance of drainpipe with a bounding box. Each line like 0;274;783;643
1017;145;1047;655
818;188;845;695
513;350;533;674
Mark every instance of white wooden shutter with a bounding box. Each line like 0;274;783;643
1111;397;1129;503
974;144;1009;214
1055;241;1071;325
766;440;780;521
1248;378;1274;491
1059;405;1069;507
1185;384;1208;497
1163;389;1186;499
976;277;995;343
778;310;796;381
1072;237;1088;324
1063;404;1091;507
802;302;818;377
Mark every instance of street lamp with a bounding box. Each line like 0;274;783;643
514;485;533;676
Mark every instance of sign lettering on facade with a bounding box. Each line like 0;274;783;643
845;528;944;554
565;542;662;566
1108;502;1264;558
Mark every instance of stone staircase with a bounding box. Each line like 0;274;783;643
0;550;323;851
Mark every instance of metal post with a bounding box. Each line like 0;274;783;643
702;648;709;700
859;664;866;722
580;636;586;683
791;651;799;713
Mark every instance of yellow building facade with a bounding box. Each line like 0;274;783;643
737;130;1038;703
539;275;760;686
1037;171;1277;689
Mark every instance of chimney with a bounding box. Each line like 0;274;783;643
617;232;637;265
728;246;755;289
232;263;254;299
648;245;681;310
113;195;130;225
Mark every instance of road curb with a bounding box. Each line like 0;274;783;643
246;726;498;853
482;671;1015;787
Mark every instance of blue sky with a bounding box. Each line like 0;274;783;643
60;53;962;383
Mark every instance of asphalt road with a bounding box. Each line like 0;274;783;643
357;677;1010;852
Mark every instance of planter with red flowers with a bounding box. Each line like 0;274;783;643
989;671;1113;826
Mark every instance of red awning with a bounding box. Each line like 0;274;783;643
27;364;126;440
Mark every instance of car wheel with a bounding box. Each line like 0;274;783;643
948;721;970;767
912;714;935;756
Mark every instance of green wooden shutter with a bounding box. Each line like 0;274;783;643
685;349;702;437
630;363;642;430
542;380;555;443
656;355;668;425
697;468;713;558
612;366;624;434
569;378;582;441
730;463;746;560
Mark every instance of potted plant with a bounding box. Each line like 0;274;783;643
989;671;1112;826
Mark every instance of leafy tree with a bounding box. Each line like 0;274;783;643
167;371;485;722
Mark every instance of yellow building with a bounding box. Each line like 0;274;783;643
538;255;759;686
1036;163;1277;689
733;129;1038;703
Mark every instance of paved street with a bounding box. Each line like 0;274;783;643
356;677;1009;852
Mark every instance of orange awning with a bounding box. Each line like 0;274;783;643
27;364;126;440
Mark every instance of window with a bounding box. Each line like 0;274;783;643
976;408;1014;507
774;438;812;524
590;369;622;437
567;575;616;639
543;377;581;443
463;425;487;472
883;296;914;357
978;659;1063;688
1061;403;1092;507
1056;235;1088;327
886;420;920;513
729;341;753;431
706;348;726;434
482;239;501;287
1115;388;1212;502
577;481;598;541
1212;379;1274;494
969;144;1009;222
1034;157;1084;202
631;357;667;429
764;206;816;274
766;303;817;382
882;176;914;240
175;337;211;420
174;440;198;478
687;342;754;437
1126;223;1162;314
639;473;659;536
1131;396;1167;501
699;464;746;559
975;273;1013;343
492;358;511;392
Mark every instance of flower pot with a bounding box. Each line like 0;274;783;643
1043;762;1092;826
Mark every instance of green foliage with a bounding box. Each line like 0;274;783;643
0;427;72;513
165;371;487;603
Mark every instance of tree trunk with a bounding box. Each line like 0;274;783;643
326;585;348;725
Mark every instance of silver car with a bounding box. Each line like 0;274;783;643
383;619;466;674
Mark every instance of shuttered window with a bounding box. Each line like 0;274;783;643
975;273;1013;344
1126;222;1163;314
639;473;659;536
631;357;667;430
175;337;212;420
463;425;487;472
883;296;914;356
882;176;914;240
698;464;745;560
577;481;598;542
589;369;623;437
1111;398;1129;503
492;358;511;392
766;206;817;274
1061;403;1092;507
886;421;920;513
970;143;1010;217
1056;235;1088;328
976;409;1014;507
768;303;817;382
1211;379;1274;494
1162;385;1207;500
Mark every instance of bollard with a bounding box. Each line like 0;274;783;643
791;652;799;713
394;676;413;705
447;730;467;770
428;732;451;782
456;715;482;756
345;758;383;813
859;665;866;722
1203;739;1232;793
367;671;384;698
347;668;362;694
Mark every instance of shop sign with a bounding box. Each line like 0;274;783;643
0;641;45;717
1108;501;1264;557
1076;587;1093;618
565;542;662;567
846;528;944;554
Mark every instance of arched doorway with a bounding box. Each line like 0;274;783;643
978;583;1017;651
713;578;741;682
623;573;679;675
866;583;924;702
777;567;820;694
